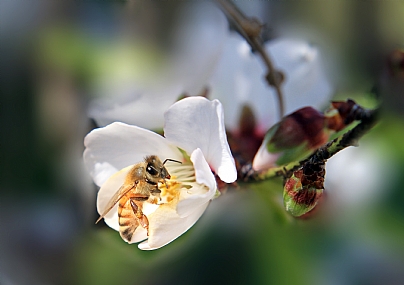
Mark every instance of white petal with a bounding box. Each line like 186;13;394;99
209;34;332;132
325;145;389;208
88;85;183;129
170;2;228;95
266;39;332;115
84;122;182;186
88;3;227;128
190;148;216;192
252;143;281;171
164;97;236;183
176;148;216;217
209;33;266;131
128;227;148;244
138;202;209;250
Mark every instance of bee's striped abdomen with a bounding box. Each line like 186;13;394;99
118;196;139;243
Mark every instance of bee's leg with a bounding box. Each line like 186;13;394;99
129;198;149;234
149;188;161;202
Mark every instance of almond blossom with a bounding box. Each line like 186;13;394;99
209;34;332;133
83;97;236;250
87;2;228;130
208;33;332;165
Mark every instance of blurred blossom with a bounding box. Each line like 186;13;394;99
209;35;332;133
325;142;391;211
210;34;332;164
86;5;332;140
88;2;228;129
84;97;236;250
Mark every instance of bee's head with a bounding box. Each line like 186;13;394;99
144;156;181;186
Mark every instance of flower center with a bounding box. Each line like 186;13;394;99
158;161;206;204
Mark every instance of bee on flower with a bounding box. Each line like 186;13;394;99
84;97;237;250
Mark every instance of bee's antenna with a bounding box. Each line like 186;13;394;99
163;158;182;165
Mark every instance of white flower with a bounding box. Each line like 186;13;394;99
209;33;332;133
206;33;333;169
89;30;331;135
88;2;228;130
325;143;390;209
83;97;237;250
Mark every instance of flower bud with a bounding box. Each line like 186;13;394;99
325;99;361;132
283;161;325;217
253;107;330;170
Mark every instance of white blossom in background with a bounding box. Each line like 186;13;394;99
208;33;332;133
87;4;332;135
84;97;236;250
325;143;391;210
88;2;228;130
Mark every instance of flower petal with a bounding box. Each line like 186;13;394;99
170;2;228;95
164;97;236;183
138;202;209;250
208;33;265;131
88;3;227;129
266;38;332;115
84;122;182;186
88;85;183;129
176;148;216;217
209;34;332;132
190;148;216;192
252;143;280;171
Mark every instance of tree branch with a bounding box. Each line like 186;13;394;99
241;104;379;182
216;0;285;119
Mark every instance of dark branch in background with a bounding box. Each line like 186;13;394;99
242;104;380;182
216;0;285;119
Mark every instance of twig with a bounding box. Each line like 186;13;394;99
216;0;285;119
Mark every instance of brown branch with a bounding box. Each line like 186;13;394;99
216;0;285;119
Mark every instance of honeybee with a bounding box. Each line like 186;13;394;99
96;155;180;242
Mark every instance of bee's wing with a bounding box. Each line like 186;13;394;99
95;182;136;224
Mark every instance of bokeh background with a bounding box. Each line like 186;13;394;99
1;1;404;284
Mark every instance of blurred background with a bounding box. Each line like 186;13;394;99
1;1;404;284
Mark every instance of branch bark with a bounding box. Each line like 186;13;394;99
216;0;285;119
